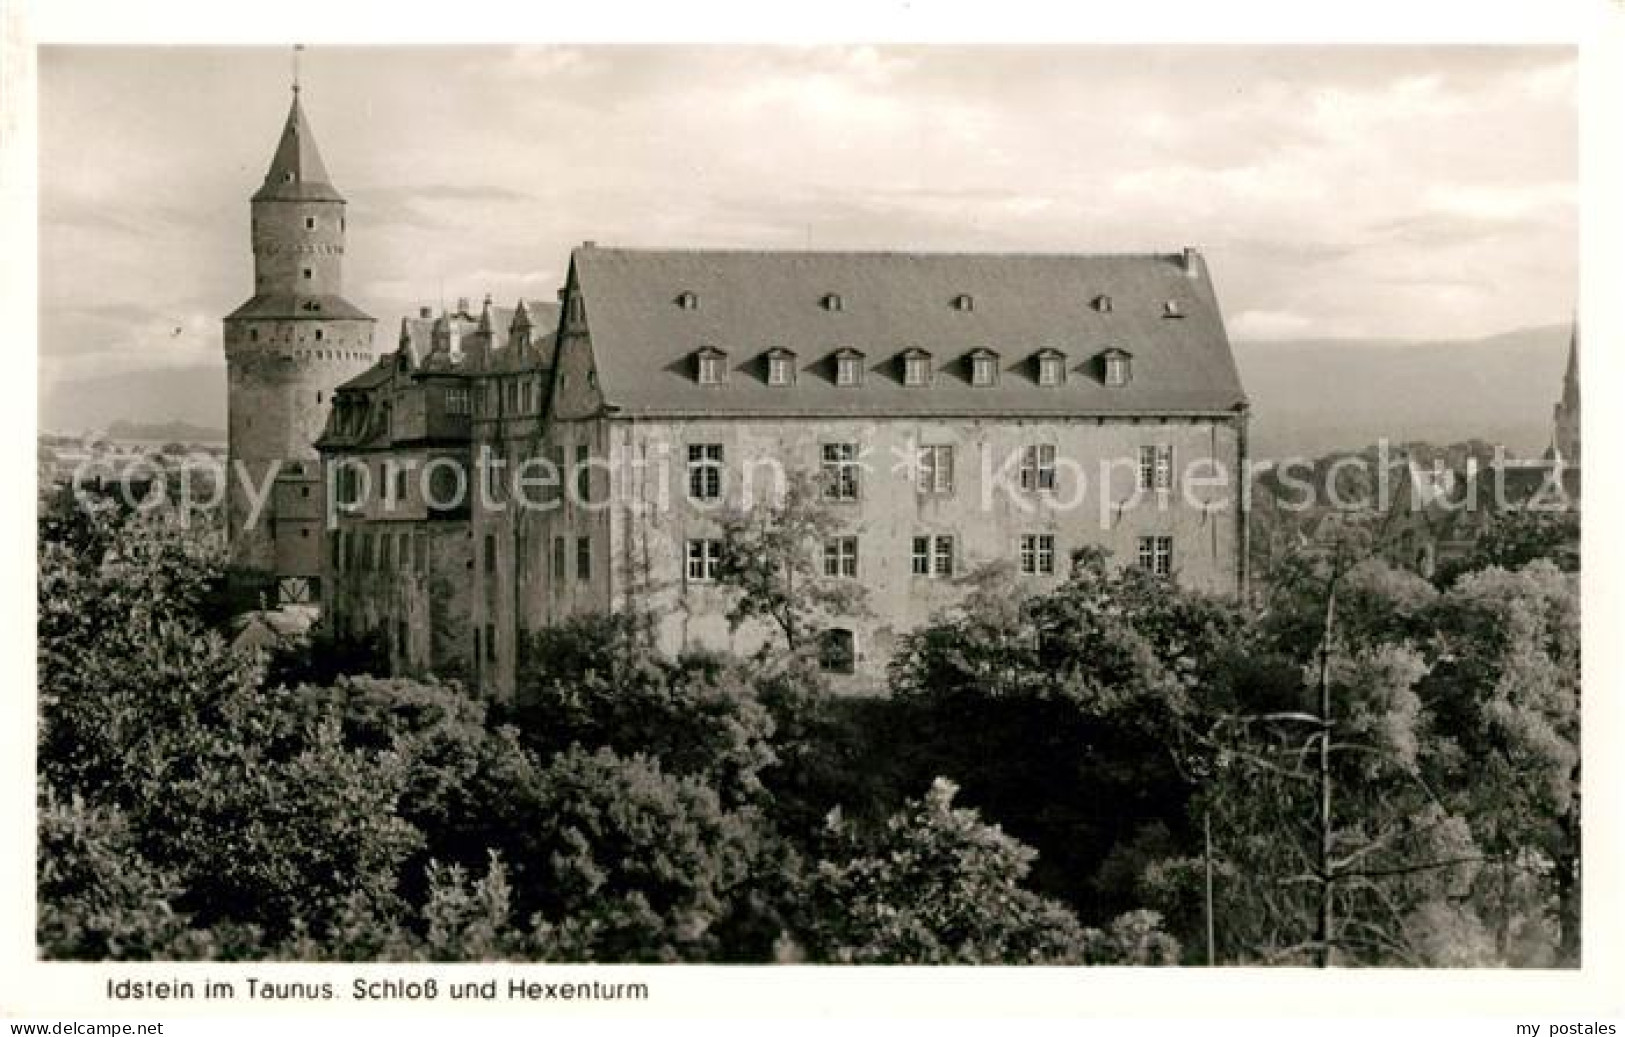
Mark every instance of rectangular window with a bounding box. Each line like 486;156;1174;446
688;444;724;501
393;469;408;506
484;533;497;574
1019;533;1056;576
414;532;427;572
446;387;471;415
473;626;481;664
1105;354;1131;387
904;353;931;386
1139;445;1174;491
576;535;591;582
361;532;374;571
1038;354;1065;387
836;354;863;387
971;354;997;387
397;620;409;659
823;535;859;579
485;454;504;503
397;532;410;571
768;353;794;386
1020;444;1057;492
379;532;392;570
698;352;726;385
912;534;955;578
575;445;590;503
686;538;723;582
552;536;566;579
485;622;496;662
821;443;861;501
918;445;954;495
1138;535;1174;577
330;532;342;571
517;531;528;579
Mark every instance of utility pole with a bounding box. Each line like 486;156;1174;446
1204;806;1216;966
1314;561;1340;968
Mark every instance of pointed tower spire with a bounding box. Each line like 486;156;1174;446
253;83;342;203
511;297;533;331
478;293;494;334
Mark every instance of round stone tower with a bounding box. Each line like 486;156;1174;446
223;84;375;601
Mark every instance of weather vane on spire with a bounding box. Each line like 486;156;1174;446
292;43;304;94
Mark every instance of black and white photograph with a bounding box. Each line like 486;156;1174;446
8;3;1624;1025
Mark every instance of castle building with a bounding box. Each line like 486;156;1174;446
320;244;1252;697
317;297;557;678
223;85;376;605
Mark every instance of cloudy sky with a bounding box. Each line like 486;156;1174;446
38;45;1576;392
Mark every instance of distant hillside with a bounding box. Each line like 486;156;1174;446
39;364;226;440
102;418;227;444
1234;324;1572;461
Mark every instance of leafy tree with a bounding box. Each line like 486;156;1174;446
521;747;774;962
511;613;778;803
1435;509;1579;587
715;470;870;651
791;778;1176;964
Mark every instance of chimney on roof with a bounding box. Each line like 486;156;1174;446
1181;247;1201;278
419;306;432;318
582;240;597;249
456;297;471;317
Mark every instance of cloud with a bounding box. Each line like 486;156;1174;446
37;43;1577;395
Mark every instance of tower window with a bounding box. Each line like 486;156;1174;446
305;217;316;230
314;329;324;341
249;328;259;343
302;267;313;280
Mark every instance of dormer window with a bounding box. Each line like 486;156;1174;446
834;349;865;387
1035;349;1066;387
1163;300;1183;318
953;294;974;312
1093;294;1113;313
766;348;797;387
969;349;999;387
676;291;700;310
822;293;844;312
696;347;728;385
901;349;933;387
1102;349;1133;387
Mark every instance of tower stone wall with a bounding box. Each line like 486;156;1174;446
224;89;375;600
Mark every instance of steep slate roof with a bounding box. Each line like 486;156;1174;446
252;94;345;203
394;299;561;371
225;292;373;322
572;248;1248;417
